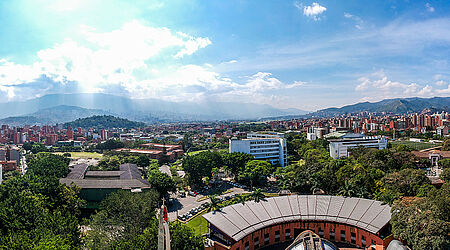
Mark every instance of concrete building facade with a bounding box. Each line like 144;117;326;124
328;136;387;159
229;132;287;167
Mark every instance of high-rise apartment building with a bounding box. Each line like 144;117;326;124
229;132;287;167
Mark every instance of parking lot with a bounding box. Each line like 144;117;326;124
167;184;246;222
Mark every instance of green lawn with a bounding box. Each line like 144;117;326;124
390;140;441;150
187;149;227;156
187;150;208;156
185;210;209;236
54;152;103;159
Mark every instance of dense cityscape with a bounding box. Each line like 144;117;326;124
0;108;449;249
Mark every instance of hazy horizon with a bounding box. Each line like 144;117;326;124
0;1;449;111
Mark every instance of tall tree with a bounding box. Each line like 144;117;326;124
222;152;254;179
147;169;176;198
238;160;274;190
182;151;223;186
250;188;266;203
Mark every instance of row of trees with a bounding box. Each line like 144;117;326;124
182;151;274;189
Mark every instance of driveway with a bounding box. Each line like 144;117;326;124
167;186;246;221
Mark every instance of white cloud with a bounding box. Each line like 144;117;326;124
435;80;447;86
301;2;327;21
425;3;435;13
0;20;213;94
344;12;363;29
224;59;238;64
0;20;304;106
355;70;450;102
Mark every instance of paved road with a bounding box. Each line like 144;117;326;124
167;187;246;222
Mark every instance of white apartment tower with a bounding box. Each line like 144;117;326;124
229;132;287;167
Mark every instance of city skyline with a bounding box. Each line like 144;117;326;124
0;0;449;111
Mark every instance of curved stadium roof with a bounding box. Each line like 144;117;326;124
203;195;391;242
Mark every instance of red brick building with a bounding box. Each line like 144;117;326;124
203;195;394;250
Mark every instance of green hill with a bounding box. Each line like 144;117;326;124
310;97;450;117
64;115;146;129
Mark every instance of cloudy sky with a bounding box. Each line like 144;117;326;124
0;0;449;111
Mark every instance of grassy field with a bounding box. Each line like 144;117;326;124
185;210;209;236
390;140;441;150
187;149;227;156
54;152;103;159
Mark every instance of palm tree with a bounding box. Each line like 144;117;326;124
338;180;356;197
250;188;266;203
236;195;247;205
207;195;221;213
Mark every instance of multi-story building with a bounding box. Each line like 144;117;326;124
306;127;328;140
328;136;387;159
0;146;20;166
229;132;287;167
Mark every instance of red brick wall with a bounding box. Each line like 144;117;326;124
215;221;389;250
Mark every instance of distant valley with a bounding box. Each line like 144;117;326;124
0;93;308;125
0;95;449;126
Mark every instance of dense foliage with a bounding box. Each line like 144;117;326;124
238;160;274;189
275;133;432;204
85;190;202;249
391;183;450;250
26;153;71;178
0;153;84;248
96;139;125;150
147;168;176;198
92;152;156;171
222;152;254;179
183;151;223;186
64;115;146;129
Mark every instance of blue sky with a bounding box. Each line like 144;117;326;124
0;0;449;111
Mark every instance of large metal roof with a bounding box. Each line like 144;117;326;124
60;178;151;189
203;195;391;242
61;163;150;189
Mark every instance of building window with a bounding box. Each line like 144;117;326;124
254;237;259;248
275;230;280;242
361;235;366;247
329;229;335;240
244;241;249;250
264;233;270;245
340;230;346;242
318;228;324;237
285;229;291;239
350;232;356;244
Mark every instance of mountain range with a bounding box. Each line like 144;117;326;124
309;97;450;117
0;95;448;125
0;93;308;125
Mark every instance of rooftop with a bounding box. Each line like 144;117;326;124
60;163;150;189
203;195;391;242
